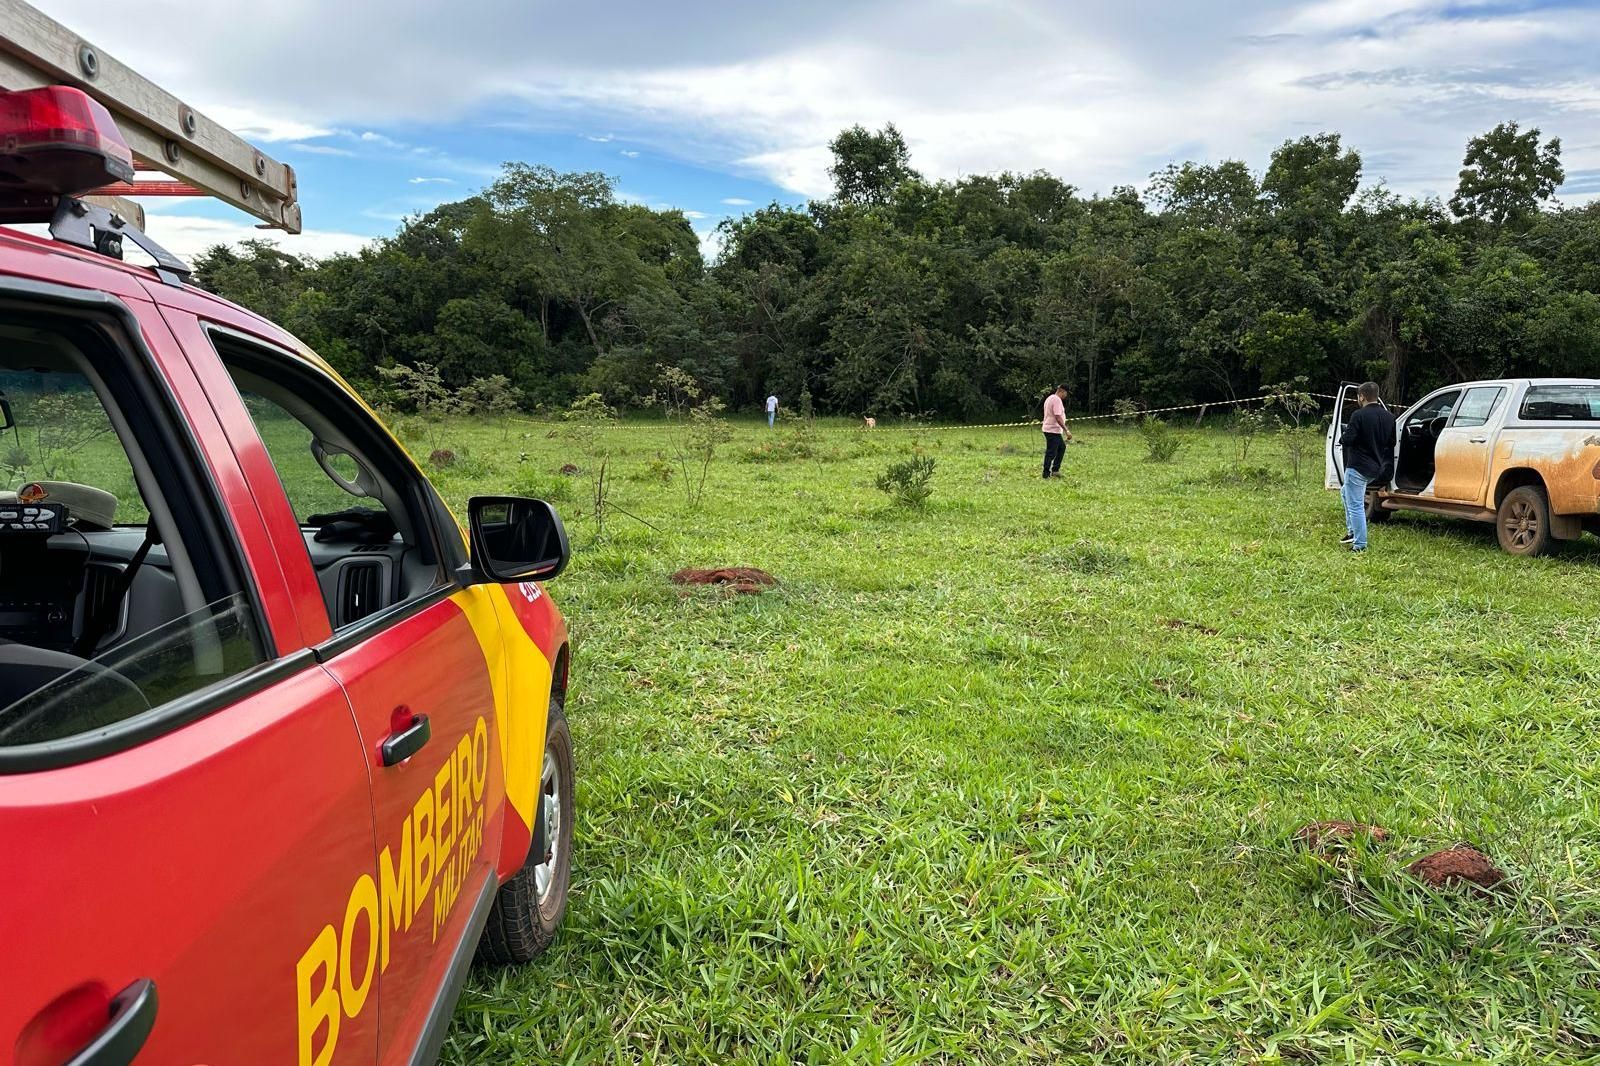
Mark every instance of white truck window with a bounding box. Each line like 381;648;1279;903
1520;385;1600;421
1452;387;1506;428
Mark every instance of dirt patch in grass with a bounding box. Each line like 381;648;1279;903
1407;845;1506;892
558;463;581;475
671;567;778;594
1294;820;1390;855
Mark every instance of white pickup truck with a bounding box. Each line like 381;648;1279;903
1325;378;1600;556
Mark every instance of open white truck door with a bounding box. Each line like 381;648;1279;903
1324;383;1357;490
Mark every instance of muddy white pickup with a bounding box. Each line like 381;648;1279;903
1325;379;1600;556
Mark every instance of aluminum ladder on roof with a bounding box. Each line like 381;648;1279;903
0;0;301;234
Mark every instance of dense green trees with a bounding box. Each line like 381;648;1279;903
194;122;1600;418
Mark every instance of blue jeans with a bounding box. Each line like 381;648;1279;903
1342;468;1371;549
768;411;775;428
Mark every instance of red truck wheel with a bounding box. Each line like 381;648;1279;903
478;700;574;964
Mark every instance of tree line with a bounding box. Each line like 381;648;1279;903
194;120;1600;419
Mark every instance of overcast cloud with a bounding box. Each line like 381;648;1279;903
31;0;1600;255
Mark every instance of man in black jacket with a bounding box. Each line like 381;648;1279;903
1339;381;1396;553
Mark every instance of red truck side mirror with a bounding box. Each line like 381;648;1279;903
465;496;570;584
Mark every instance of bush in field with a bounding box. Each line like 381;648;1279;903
1115;398;1183;464
3;390;112;481
1137;417;1183;463
876;454;936;508
458;374;523;439
1233;405;1275;461
1270;378;1320;481
564;392;618;535
629;457;674;483
377;362;463;450
645;365;731;509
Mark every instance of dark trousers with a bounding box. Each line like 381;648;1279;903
1042;432;1065;477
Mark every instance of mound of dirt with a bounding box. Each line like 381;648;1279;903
671;567;777;594
1294;821;1390;854
1407;845;1505;891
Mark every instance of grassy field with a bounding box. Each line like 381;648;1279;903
13;396;1600;1061
419;415;1596;1063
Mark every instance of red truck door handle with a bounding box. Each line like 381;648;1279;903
64;979;157;1066
381;711;431;767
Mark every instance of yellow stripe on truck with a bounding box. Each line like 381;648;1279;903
450;583;551;831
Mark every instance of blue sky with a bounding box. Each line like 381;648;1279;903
32;0;1600;260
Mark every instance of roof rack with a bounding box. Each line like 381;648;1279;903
0;0;301;234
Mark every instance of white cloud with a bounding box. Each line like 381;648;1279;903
290;142;355;156
694;224;724;264
682;210;709;219
620;149;640;158
29;0;1600;204
409;176;456;184
721;197;754;206
206;104;331;143
357;130;407;149
137;210;374;261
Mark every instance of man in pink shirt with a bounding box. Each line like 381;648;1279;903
1041;384;1072;478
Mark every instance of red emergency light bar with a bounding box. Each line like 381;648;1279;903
0;85;136;202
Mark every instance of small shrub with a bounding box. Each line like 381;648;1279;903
1137;417;1182;463
376;362;463;451
630;457;674;483
876;454;936;508
1233;406;1275;461
429;448;457;469
1270;378;1320;481
458;374;523;439
645;365;731;509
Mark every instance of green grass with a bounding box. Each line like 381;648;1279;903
21;404;1600;1059
421;417;1600;1063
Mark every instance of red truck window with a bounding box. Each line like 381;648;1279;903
0;304;270;762
209;334;454;636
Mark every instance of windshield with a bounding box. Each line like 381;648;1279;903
1519;385;1600;422
0;366;148;526
0;592;262;747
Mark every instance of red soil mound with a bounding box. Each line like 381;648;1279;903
1294;821;1390;854
1407;845;1505;891
670;567;777;594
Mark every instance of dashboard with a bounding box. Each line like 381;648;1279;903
0;530;173;654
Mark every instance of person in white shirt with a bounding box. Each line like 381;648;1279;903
1041;385;1071;478
766;393;779;428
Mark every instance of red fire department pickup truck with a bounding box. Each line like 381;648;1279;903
0;9;575;1065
